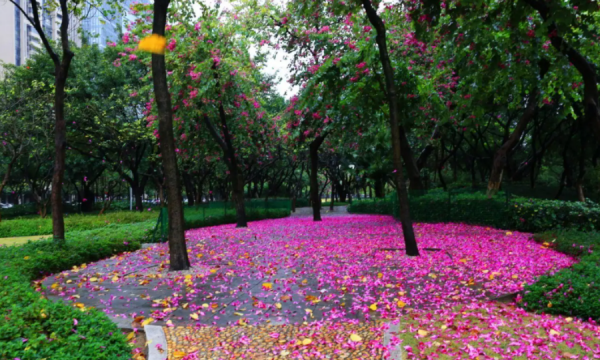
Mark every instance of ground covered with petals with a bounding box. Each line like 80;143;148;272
40;214;597;359
44;215;575;325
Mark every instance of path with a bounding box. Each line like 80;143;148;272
41;211;576;359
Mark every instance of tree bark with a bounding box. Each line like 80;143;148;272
398;126;424;190
152;0;190;271
361;0;419;256
309;135;326;221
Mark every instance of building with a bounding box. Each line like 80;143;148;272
0;0;81;67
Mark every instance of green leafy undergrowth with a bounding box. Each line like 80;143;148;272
0;226;143;359
520;230;600;321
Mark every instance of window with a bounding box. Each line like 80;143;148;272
15;1;21;66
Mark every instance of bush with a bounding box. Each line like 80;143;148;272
511;199;600;232
0;225;143;359
520;253;600;321
519;230;600;321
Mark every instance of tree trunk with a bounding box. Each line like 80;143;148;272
309;135;326;221
374;178;385;198
361;0;418;256
152;0;190;271
182;171;195;207
229;164;248;227
0;157;17;223
399;126;424;190
329;185;334;210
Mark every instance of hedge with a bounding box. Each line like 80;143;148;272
348;190;600;233
0;224;146;359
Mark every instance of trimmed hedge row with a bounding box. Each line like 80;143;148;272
0;223;147;359
520;230;600;321
348;190;600;233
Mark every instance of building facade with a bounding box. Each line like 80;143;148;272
0;0;82;67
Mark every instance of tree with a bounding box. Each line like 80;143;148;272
149;0;190;271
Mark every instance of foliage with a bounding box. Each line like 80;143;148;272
0;226;141;359
512;199;600;232
520;230;600;320
520;252;600;321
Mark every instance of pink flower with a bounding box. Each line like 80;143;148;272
129;54;137;61
253;101;261;109
363;25;372;32
74;319;78;326
167;38;176;52
333;58;341;65
122;34;130;44
356;62;367;69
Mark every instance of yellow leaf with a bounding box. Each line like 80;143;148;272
112;276;119;282
173;351;187;358
275;303;282;309
24;256;30;260
210;269;217;273
417;329;429;337
549;329;560;336
565;317;573;323
263;282;272;290
459;258;467;263
89;277;98;282
511;274;518;279
238;318;247;326
548;302;553;308
74;303;85;309
397;300;406;308
506;232;513;235
196;253;203;258
302;338;312;345
377;272;383;279
428;273;437;279
126;332;136;341
234;312;244;316
190;313;199;320
141;317;154;326
369;303;377;311
349;333;362;342
138;34;167;55
202;303;209;308
280;350;290;356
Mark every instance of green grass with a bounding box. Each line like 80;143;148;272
0;235;50;246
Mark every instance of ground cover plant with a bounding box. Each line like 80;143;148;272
519;230;600;321
0;226;144;359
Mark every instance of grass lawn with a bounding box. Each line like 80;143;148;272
0;234;50;246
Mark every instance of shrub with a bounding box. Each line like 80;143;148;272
511;199;600;232
0;226;143;359
520;253;600;321
519;230;600;321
